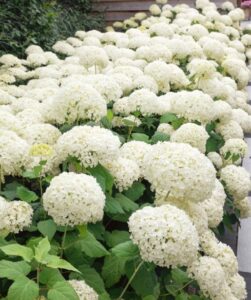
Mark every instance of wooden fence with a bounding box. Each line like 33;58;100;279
93;0;238;24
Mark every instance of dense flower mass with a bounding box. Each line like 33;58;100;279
0;0;250;298
43;172;105;226
128;205;199;267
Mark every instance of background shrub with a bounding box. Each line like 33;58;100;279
0;0;104;57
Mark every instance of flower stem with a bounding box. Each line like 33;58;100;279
60;226;68;258
117;260;144;300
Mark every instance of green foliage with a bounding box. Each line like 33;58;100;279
0;0;104;57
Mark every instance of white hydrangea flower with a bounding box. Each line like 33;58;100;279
187;58;217;79
132;75;158;94
234;197;251;219
149;4;161;15
0;130;29;178
169;91;214;123
216;120;244;141
26;53;48;67
228;273;247;300
69;280;98;300
156;123;174;136
128;205;199;267
221;1;235;11
220;138;248;165
0;54;21;67
145;61;189;93
45;82;107;124
103;157;140;191
120;141;151;174
228;8;245;22
188;256;228;299
43;172;105;226
123;88;159;116
213;100;233;122
0;89;15;105
144;142;216;203
220;165;251;200
207;152;223;169
171;123;209;153
52;41;75;56
136;45;172;63
22;124;61;145
75;46;109;69
83;74;122;103
56;125;121;168
0;197;33;234
201;179;226;228
149;23;174;38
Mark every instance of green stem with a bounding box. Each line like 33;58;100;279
37;265;40;287
117;260;144;300
127;126;134;141
60;226;68;258
39;175;43;198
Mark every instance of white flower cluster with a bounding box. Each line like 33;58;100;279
128;205;199;267
0;196;33;234
43;172;105;226
144;142;216;204
55;125;121;168
68;280;99;300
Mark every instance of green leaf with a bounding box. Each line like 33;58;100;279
37;219;57;240
102;255;126;288
105;195;124;214
48;281;79;300
151;132;170;144
172;117;186;129
44;254;80;272
79;232;109;258
39;267;65;287
89;164;114;193
125;260;160;298
0;181;20;200
0;260;31;280
171;268;190;285
131;133;150;143
160;113;178;123
124;182;145;201
0;244;34;262
111;241;139;260
115;193;139;212
34;237;51;263
7;277;39;300
16;186;38;203
176;293;188;300
104;230;130;248
75;264;106;294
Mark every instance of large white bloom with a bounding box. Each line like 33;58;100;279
22;124;61;145
228;273;247;300
220;138;248;165
103;157;140;191
44;82;107;124
188;256;228;299
0;197;33;234
56;126;121;168
0;130;29;178
43;172;105;226
220;165;251;200
201;179;226;228
171;123;209;153
75;46;109;69
169;91;214;123
144;142;216;204
128;205;199;267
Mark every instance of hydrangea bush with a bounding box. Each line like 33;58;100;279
0;0;250;299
